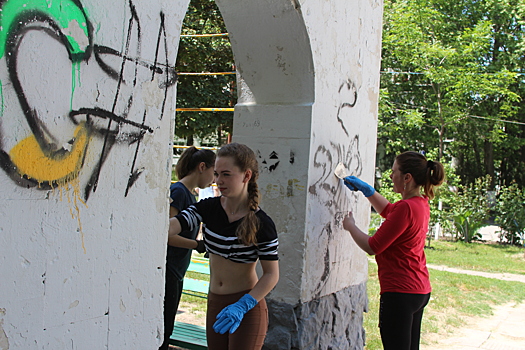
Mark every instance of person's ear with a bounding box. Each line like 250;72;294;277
198;162;206;174
243;169;252;183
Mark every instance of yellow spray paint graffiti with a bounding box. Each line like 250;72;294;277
0;0;175;200
9;123;90;184
0;0;175;255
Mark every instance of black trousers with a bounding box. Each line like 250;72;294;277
379;292;431;350
159;269;184;350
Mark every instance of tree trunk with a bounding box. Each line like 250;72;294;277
484;140;495;190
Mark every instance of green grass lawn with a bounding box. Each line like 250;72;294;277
178;241;525;349
178;271;209;318
424;240;525;274
364;240;525;349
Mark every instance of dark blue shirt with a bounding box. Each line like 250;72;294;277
167;182;199;280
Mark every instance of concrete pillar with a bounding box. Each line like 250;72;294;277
0;0;382;348
216;0;383;348
0;0;188;348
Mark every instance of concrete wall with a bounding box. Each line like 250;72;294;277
0;0;187;348
0;0;382;349
217;0;383;348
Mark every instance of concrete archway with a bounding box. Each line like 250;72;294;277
215;0;315;307
216;0;314;105
210;1;382;349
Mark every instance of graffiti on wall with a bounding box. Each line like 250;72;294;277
258;150;280;173
0;0;176;200
308;137;362;297
308;77;363;297
255;148;305;200
336;79;358;137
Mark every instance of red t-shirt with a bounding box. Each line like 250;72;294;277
368;196;431;295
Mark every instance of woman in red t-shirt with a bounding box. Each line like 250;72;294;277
343;151;445;350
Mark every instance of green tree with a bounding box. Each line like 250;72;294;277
379;0;524;189
175;0;235;145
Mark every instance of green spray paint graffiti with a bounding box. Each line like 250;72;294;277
0;0;91;59
0;0;177;200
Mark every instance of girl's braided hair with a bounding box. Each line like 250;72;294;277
217;143;260;245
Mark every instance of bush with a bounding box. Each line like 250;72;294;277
446;175;492;242
495;182;525;245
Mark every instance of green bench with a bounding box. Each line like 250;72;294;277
169;257;209;350
181;257;210;298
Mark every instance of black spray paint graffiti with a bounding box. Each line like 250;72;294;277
311;222;333;297
308;137;363;298
305;76;363;297
309;137;362;208
258;150;280;173
336;79;358;137
0;0;176;200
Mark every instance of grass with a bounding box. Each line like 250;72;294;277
364;240;525;349
178;271;209;317
425;240;525;274
179;241;525;349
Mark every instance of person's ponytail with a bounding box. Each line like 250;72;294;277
396;151;445;200
175;146;215;180
237;180;260;245
423;160;445;200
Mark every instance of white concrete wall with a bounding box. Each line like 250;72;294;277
218;0;382;305
223;3;382;347
304;0;383;302
0;0;187;348
220;2;382;347
0;0;383;348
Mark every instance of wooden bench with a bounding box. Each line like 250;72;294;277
170;256;209;350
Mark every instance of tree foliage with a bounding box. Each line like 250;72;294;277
175;0;235;145
379;0;525;188
495;182;525;244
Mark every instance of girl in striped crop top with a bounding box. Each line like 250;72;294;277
168;143;279;350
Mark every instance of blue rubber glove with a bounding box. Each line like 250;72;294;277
343;176;375;197
213;294;258;334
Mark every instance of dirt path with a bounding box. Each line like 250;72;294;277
175;305;206;327
426;263;525;283
421;302;525;350
421;263;525;350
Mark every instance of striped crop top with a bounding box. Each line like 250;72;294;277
176;197;279;263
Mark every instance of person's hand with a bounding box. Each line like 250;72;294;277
213;294;258;334
343;211;356;231
343;176;375;197
195;240;206;254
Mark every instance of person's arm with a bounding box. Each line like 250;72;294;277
367;191;390;215
167;216;200;249
248;260;279;301
342;176;391;214
343;211;375;255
